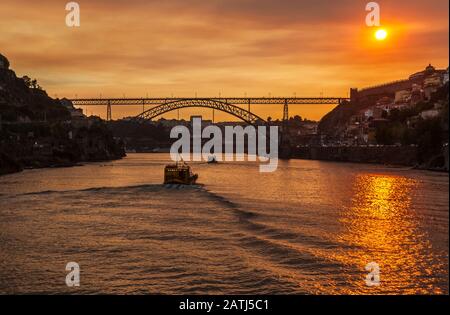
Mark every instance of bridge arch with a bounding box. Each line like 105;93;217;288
135;99;266;125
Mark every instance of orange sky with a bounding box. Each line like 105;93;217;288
0;0;448;121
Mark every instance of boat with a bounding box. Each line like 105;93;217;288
164;160;198;185
207;155;218;164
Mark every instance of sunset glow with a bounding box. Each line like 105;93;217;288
0;0;448;120
375;29;388;41
0;0;449;298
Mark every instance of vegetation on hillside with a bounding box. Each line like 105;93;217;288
0;53;125;175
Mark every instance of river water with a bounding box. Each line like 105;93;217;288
0;153;448;294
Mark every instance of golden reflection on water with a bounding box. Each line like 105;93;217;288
334;174;444;294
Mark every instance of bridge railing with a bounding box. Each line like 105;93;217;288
69;97;348;106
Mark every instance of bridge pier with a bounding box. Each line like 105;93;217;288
283;99;289;122
106;101;112;121
279;99;292;159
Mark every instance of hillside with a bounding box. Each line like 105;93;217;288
0;58;69;122
317;82;449;170
317;100;361;138
0;53;125;175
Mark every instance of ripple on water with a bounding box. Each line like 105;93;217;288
0;154;448;294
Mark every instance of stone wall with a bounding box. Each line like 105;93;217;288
293;145;419;166
351;78;424;104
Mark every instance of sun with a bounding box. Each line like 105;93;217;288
375;29;388;41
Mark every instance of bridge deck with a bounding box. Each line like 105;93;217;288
70;97;348;106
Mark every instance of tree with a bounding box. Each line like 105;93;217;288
22;76;42;90
415;117;444;163
375;124;393;145
22;76;32;88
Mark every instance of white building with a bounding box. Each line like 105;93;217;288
70;108;84;118
364;108;374;118
420;109;440;120
395;90;411;104
423;73;443;100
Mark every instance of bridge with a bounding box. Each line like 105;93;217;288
70;97;348;124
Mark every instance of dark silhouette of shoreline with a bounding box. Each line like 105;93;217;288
0;53;125;176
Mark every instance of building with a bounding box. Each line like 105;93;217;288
376;96;394;108
70;108;84;119
410;84;424;105
444;67;449;84
363;108;374;119
350;64;447;104
59;98;73;109
190;115;203;122
408;64;445;81
60;98;86;119
395;90;411;104
420;109;440;120
423;73;444;100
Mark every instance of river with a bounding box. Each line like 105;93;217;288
0;153;448;294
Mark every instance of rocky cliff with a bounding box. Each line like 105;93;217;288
0;53;125;175
317;100;360;138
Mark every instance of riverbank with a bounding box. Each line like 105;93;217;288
0;120;127;176
0;151;21;175
0;145;126;176
0;53;126;176
292;145;449;172
122;145;449;173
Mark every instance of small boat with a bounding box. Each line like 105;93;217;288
164;160;198;185
207;155;218;164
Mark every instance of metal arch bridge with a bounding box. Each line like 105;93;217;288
137;99;265;125
70;97;348;123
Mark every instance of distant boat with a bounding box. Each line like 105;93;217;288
207;155;218;164
164;160;198;185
